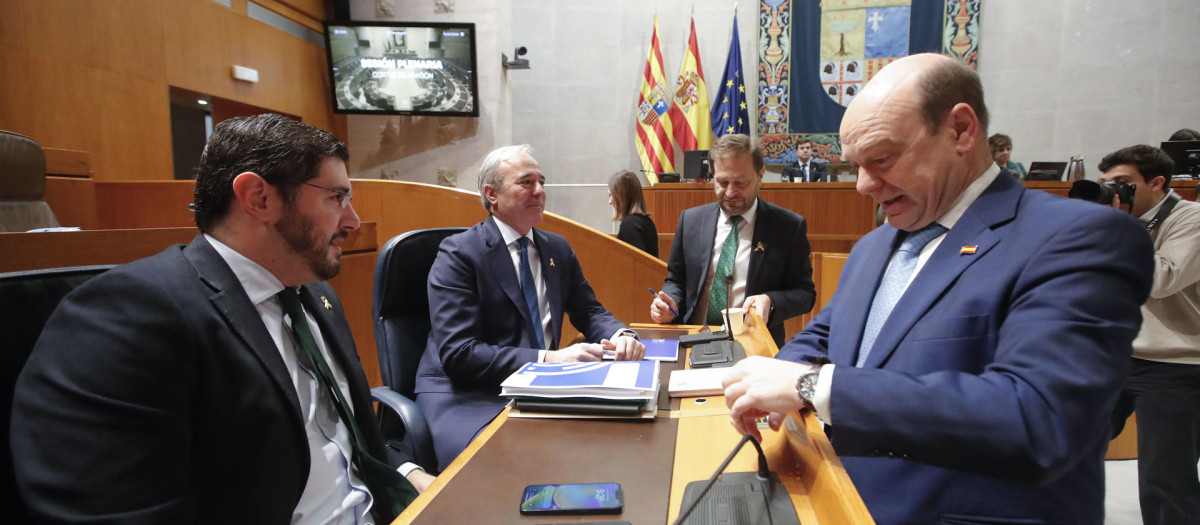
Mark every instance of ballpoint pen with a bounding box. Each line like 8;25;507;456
648;287;680;316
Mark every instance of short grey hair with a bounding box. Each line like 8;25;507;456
478;144;536;211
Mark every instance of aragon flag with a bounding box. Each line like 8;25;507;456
668;17;713;152
635;15;675;183
711;10;749;138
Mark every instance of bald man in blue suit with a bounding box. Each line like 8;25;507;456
722;54;1154;524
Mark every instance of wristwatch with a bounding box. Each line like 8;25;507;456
795;368;821;409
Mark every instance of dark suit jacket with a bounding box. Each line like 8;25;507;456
777;173;1155;524
782;160;829;182
416;218;627;470
11;235;401;523
661;199;815;346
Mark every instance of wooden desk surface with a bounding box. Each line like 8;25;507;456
395;316;870;524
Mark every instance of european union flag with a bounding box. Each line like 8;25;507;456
711;12;749;137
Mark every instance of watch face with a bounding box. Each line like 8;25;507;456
797;372;819;403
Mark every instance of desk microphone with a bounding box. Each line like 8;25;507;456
723;272;735;341
673;434;797;525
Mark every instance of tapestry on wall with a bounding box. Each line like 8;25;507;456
758;0;980;165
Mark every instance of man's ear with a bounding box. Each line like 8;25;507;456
1150;175;1168;193
482;184;498;208
230;172;279;223
948;102;979;155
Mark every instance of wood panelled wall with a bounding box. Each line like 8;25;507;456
0;0;332;182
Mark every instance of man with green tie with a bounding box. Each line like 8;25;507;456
650;133;816;346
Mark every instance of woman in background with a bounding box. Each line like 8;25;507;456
608;170;658;257
988;133;1027;179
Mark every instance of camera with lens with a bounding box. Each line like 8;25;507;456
1067;179;1137;208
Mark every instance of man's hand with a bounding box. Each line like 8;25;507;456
1107;193;1122;210
742;294;773;324
602;335;645;361
546;343;605;363
650;291;679;324
722;356;814;441
406;469;437;493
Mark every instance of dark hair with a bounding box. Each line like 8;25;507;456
608;170;649;221
193;114;348;232
794;136;812;148
987;133;1012;156
1098;145;1176;191
709;134;764;173
918;58;989;135
1169;128;1200;141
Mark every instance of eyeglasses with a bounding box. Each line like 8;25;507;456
303;182;353;209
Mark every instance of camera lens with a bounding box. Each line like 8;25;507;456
1067;180;1115;204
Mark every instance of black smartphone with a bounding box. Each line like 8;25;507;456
519;482;624;515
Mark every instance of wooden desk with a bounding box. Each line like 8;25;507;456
394;316;871;524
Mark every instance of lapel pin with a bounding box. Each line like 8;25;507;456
549;258;555;267
960;245;978;255
320;296;333;310
755;242;765;252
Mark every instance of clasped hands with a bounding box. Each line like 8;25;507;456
545;335;645;362
722;356;817;442
649;291;773;325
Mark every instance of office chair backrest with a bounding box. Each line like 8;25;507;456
0;130;60;232
0;265;113;520
373;228;466;399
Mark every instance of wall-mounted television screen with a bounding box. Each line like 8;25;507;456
323;21;478;117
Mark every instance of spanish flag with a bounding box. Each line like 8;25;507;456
668;17;713;153
635;16;675;183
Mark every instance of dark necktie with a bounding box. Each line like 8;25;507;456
856;223;948;367
517;237;546;349
276;287;417;522
802;163;810;182
706;215;743;325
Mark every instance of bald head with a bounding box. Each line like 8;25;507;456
840;54;993;232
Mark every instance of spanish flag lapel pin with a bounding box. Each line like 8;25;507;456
960;245;978;255
320;296;333;310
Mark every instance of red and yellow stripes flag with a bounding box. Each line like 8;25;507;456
668;17;713;153
635;15;675;183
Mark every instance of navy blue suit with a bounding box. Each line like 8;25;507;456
777;173;1154;524
662;199;815;346
416;218;627;470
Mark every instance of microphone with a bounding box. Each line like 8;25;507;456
674;434;796;525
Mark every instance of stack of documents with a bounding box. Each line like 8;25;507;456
500;361;660;419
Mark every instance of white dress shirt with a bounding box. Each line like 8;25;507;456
206;234;395;525
689;198;759;325
812;163;1001;424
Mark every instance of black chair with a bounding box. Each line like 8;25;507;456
0;265;113;522
371;228;466;473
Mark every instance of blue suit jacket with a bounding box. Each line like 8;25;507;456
416;218;627;470
662;199;815;346
777;173;1154;524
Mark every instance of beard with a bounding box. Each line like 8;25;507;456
275;201;346;281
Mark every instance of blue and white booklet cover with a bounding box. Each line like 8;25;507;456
500;361;660;400
642;339;679;362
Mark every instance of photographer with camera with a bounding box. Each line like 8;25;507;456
1096;145;1200;525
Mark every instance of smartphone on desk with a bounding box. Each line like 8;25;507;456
519;482;624;515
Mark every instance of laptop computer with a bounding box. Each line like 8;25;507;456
1025;161;1067;181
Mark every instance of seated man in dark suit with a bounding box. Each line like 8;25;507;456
650;134;816;347
781;136;829;182
417;144;646;470
722;54;1153;525
12;114;431;524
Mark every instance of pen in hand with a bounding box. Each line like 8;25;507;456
648;287;679;316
